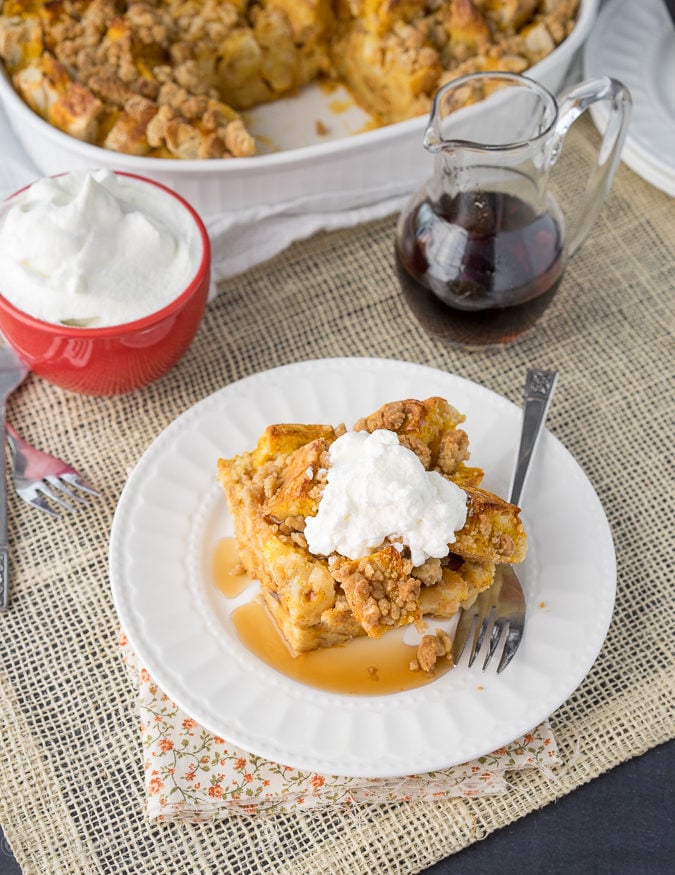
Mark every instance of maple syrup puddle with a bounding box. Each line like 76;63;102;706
213;537;454;696
212;537;251;598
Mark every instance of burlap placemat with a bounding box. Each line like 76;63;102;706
0;117;673;874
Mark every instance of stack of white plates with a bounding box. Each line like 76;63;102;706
584;0;675;196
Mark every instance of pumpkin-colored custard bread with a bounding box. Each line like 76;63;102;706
217;398;527;673
0;0;579;159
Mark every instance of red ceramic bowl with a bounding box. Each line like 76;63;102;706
0;172;211;396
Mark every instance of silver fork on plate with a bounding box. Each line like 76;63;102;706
7;423;100;518
453;368;559;673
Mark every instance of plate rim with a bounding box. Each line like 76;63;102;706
109;357;617;777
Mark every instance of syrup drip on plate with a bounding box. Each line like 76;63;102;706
213;537;454;696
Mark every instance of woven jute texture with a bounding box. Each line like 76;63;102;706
1;118;673;874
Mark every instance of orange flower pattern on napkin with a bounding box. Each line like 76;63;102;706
120;633;561;820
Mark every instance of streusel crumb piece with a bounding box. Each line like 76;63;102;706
410;628;453;673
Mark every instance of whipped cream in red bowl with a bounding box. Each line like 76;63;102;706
0;169;210;395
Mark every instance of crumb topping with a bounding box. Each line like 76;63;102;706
410;628;453;673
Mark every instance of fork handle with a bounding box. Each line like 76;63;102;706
0;405;8;611
509;369;559;506
0;547;7;612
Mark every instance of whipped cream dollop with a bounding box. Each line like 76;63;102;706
304;429;467;567
0;169;202;327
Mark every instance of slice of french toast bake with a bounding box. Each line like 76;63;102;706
217;397;526;671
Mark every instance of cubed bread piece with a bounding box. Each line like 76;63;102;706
453;487;527;564
251;423;337;466
417;566;469;617
354;396;477;475
330;545;421;637
263;436;331;521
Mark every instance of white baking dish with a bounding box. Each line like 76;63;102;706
0;0;597;218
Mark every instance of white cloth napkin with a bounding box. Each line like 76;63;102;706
0;105;411;289
205;185;409;283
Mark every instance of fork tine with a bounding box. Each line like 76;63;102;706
36;482;79;513
453;589;495;667
46;475;90;506
7;424;101;520
61;473;100;496
470;604;495;666
452;607;476;663
25;494;61;518
483;617;507;669
496;615;525;673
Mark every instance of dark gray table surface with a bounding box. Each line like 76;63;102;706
0;738;672;874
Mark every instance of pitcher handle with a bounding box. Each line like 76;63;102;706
551;76;631;257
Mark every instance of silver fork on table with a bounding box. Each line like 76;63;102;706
7;423;100;518
0;347;29;611
453;368;559;673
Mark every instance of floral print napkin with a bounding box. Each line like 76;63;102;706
120;633;561;821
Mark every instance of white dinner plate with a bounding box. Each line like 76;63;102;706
583;0;675;196
109;358;616;778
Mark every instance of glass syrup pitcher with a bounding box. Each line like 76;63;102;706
395;72;631;349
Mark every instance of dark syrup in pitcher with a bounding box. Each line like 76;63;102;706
395;190;565;347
